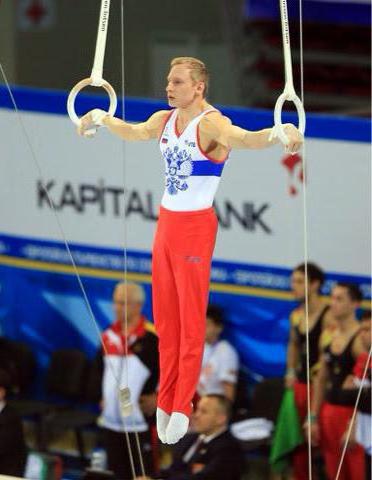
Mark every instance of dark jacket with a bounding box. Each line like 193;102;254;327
0;404;27;476
159;430;244;480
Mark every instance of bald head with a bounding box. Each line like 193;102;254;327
114;282;145;304
113;282;145;326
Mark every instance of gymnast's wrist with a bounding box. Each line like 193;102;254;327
101;114;111;127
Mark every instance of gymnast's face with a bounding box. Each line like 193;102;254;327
291;270;319;301
166;64;204;108
291;270;306;301
330;286;357;320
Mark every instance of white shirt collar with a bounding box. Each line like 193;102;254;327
200;427;227;444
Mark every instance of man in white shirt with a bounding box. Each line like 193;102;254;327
198;305;239;402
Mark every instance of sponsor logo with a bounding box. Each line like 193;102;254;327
185;255;201;263
36;179;272;233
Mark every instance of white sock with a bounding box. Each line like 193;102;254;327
156;408;170;443
165;412;189;444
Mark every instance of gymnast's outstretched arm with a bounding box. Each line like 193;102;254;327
78;109;169;141
199;111;303;154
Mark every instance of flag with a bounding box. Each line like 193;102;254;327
269;388;304;473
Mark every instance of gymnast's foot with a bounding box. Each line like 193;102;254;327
156;408;170;443
165;412;189;444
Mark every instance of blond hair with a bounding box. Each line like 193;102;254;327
170;57;209;97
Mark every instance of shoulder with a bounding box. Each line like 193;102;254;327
199;110;232;132
0;405;21;423
145;110;173;136
320;308;337;347
352;330;366;358
290;307;302;327
216;340;238;358
101;325;115;339
139;322;158;351
210;431;241;451
322;305;335;327
144;320;157;336
148;109;172;123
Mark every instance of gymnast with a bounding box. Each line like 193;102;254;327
77;56;303;444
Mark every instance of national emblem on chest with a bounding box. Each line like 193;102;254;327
164;146;193;195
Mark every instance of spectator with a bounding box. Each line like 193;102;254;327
285;262;335;480
0;368;27;476
97;282;159;480
197;305;239;402
308;283;366;479
137;394;244;480
341;310;371;479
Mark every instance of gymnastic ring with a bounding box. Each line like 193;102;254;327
273;92;306;145
67;77;117;126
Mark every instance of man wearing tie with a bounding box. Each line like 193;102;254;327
138;394;244;479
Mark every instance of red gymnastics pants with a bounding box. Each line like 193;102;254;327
292;381;313;480
320;402;365;480
152;206;218;417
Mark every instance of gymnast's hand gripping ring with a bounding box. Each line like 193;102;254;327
272;90;306;146
67;77;117;134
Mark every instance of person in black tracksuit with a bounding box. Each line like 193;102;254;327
0;368;27;477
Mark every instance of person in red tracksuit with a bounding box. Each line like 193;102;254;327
307;283;367;480
78;56;303;444
285;262;335;480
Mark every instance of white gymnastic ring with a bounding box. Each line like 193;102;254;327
273;92;306;145
67;77;117;126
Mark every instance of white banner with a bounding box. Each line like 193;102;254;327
1;109;370;276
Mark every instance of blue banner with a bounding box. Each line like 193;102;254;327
1;233;370;384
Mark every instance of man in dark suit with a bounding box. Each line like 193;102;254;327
0;368;27;476
137;394;244;480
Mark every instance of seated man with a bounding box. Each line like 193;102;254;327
0;368;27;476
197;305;239;402
139;394;244;480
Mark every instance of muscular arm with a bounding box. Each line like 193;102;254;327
286;326;299;387
351;333;367;359
79;109;169;141
199;113;303;153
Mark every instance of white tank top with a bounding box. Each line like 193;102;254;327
159;108;228;211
